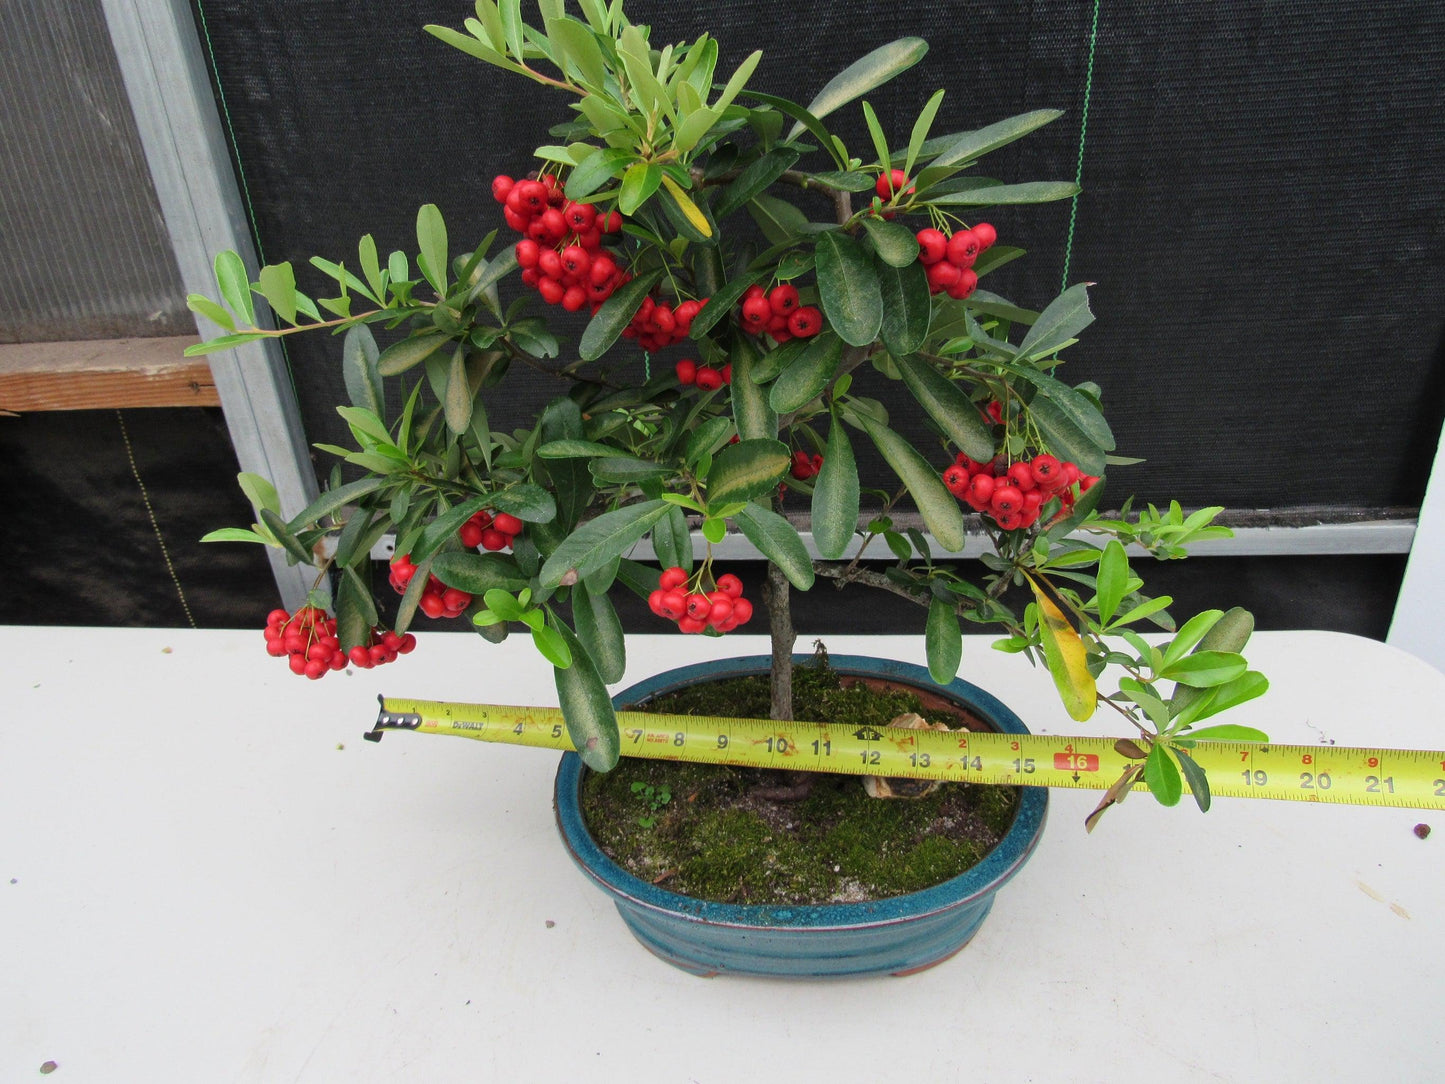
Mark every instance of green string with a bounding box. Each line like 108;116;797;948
1059;0;1102;294
643;351;651;381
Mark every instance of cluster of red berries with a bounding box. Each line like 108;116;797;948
914;222;998;300
941;453;1099;532
675;358;732;390
622;295;707;352
389;554;472;620
458;508;523;552
647;567;755;634
740;283;823;343
493;173;627;314
263;606;414;679
790;450;824;480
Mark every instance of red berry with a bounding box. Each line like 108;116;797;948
916;228;948;265
561;285;588;312
563;201;595;232
481;528;509;551
398;634;417;654
600;210;623;233
721;364;732;385
303;659;327;680
684;594;712;620
875;169;910;200
991;485;1024;516
768;284;800;315
788;307;822;337
659;567;688;591
741;295;772;327
791;450;816;480
266;608;289;627
674;299;702;331
1030;455;1062;489
743;284;766;302
715;573;743;597
648;589;667;616
560;246;591;276
946;230;981;268
675;359;697;385
459;521;484;548
537;278;565;305
677;616;708;634
658;590;687;620
349;645;374;668
731;597;753;625
972;222;997;250
1006;461;1037;492
946;269;978;301
492;512;523;536
491;175;514;203
516;180;547;212
943;464;970;497
926;260;961;294
418;592;445;619
695;367;724;391
966;473;996;506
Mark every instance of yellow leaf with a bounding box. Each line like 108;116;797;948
1027;575;1097;721
660;174;712;238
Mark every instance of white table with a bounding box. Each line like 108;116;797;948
2;627;1441;1082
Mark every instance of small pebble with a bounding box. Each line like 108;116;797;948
161;647;172;654
40;1062;58;1075
1414;823;1431;839
545;920;556;928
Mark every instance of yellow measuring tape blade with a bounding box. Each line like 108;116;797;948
369;696;1445;810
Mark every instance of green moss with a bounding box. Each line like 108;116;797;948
580;660;1021;906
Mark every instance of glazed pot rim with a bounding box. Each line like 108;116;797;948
554;653;1048;932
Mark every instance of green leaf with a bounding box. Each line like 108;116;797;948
729;337;778;441
199;527;269;545
705;438;790;506
768;331;842;414
658;173;716;243
856;414;966;552
804;170;878;192
287;476;386;532
1029;393;1108;477
548;17;607;87
927;180;1080;206
186;294;235;332
257;262;298;324
572;581;626;683
1162;610;1226;670
1016;283;1095;360
1108;593;1173;629
183;332;270;357
443;345;472;434
531;621;573;669
684;415;735;467
618;161;662;215
714;147;801;219
430;551;529;595
904;88;945;179
1172;746;1212;812
214;250;255;326
539;500;671;589
336;405;393;447
464;246;519;306
237;471;280;517
789;37;928;138
552;620;620;771
1144;742;1183;807
1160;651;1248;688
811;412;859;559
926;596;962;684
259;508;311;565
537;439;631;459
651;505;693;572
1095;540;1127;625
1178;723;1269;743
416;204;448;295
858;216;919;267
734;503;814;589
497;0;524;62
1167;607;1255;713
891;353;993;463
336;566;375;652
377;331;450;377
588;456;672;483
489;484;557;523
688;269;768;339
341;325;383;417
876;259;931;357
860;100;893;175
565;146;632;200
579;269;663;360
746;193;810;245
814;231;883;347
1180;672;1270;725
1028;578;1098;721
920;109;1064;174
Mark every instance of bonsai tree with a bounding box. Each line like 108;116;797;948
189;0;1267;827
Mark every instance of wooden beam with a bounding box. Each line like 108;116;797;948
0;336;218;411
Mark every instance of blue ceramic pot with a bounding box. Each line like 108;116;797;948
553;654;1048;978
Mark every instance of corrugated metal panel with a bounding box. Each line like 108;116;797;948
0;0;193;342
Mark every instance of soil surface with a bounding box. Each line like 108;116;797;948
580;657;1019;905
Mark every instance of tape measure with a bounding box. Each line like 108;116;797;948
368;696;1445;810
